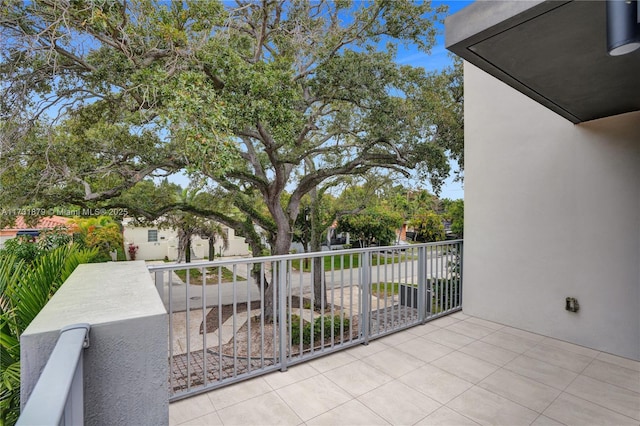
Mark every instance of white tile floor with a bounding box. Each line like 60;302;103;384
170;312;640;426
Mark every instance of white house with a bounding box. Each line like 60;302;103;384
446;1;639;360
122;218;250;261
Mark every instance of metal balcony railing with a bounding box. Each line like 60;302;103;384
17;324;90;426
148;240;462;401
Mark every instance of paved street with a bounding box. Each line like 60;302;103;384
149;251;456;312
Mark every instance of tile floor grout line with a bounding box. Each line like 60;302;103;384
208;380;277;413
594;352;640;371
580;357;640;392
483;363;564;412
177;409;223;426
558;355;591;393
457;340;521;368
466;380;547;418
519;346;593;376
501;353;579;392
421;330;479;352
440;384;481;422
268;386;306;425
379;339;432;364
560;375;640;421
476;367;561;417
319;358;395;400
507;355;639;425
302;397;392;426
556;390;640;424
575;353;598;375
528;412;555;426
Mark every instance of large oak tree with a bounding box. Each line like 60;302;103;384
1;0;462;259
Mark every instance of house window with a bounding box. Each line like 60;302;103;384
148;230;158;242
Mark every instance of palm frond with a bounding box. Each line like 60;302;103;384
0;245;96;425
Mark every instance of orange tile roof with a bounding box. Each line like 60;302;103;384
4;215;71;231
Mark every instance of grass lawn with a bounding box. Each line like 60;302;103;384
370;281;461;314
371;282;402;297
174;266;245;285
291;252;417;272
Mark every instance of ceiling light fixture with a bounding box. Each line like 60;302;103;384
607;0;640;55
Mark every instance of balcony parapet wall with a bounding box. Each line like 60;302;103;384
21;261;168;426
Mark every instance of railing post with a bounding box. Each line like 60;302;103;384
361;252;371;345
278;260;288;372
154;270;164;303
417;246;427;324
458;241;464;308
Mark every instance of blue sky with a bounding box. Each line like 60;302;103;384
409;0;473;200
345;0;472;200
398;1;473;71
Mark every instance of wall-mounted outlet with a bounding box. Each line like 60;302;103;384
565;297;579;313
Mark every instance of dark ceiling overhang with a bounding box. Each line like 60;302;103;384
445;0;640;123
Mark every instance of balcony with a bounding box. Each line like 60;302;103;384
18;241;640;425
169;313;640;425
148;242;463;401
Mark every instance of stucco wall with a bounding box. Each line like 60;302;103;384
123;225;251;260
21;261;168;425
463;62;640;360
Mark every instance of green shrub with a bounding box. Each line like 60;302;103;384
0;227;72;264
430;278;462;309
290;315;350;345
0;245;97;425
0;236;41;264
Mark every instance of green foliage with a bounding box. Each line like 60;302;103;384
430;57;465;175
442;198;464;237
173;266;243;285
146;187;230;263
291;254;360;272
410;210;445;242
290;252;411;272
290;315;350;346
371;282;401;297
430;277;462;312
0;0;463;259
387;187;439;222
0;237;40;265
336;206;403;247
0;227;72;264
71;216;124;262
0;245;97;425
37;227;73;251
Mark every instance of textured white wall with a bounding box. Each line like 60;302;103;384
21;261;168;425
123;225;251;260
463;62;640;360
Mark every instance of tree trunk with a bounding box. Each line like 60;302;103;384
268;266;281;323
208;238;214;261
309;188;328;310
301;228;310;269
185;239;191;263
311;245;324;309
251;264;276;322
176;229;189;263
272;228;292;255
261;199;294;323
